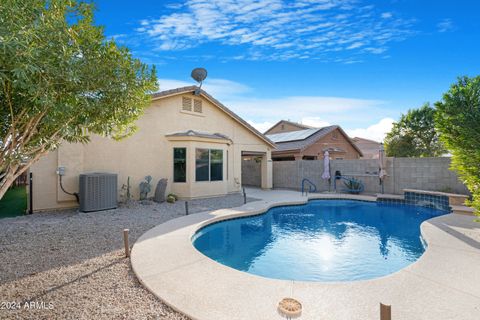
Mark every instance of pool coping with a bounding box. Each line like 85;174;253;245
131;189;480;320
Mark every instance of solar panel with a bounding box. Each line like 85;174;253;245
267;128;320;143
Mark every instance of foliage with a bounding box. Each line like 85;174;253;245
384;103;446;157
342;178;363;194
0;0;158;199
0;186;27;218
167;193;178;201
166;194;176;204
435;76;480;216
139;175;152;200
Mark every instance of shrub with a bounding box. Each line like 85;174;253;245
166;195;176;204
167;193;178;201
435;76;480;216
384;103;446;157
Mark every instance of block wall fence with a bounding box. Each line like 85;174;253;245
243;157;469;195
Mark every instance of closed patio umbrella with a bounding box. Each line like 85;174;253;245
378;144;387;193
322;151;330;180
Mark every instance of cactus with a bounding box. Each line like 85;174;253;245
120;176;131;202
126;176;131;200
139;175;152;200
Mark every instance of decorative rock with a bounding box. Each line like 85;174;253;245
278;297;302;318
0;193;247;319
154;178;168;203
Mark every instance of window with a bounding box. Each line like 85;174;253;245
193;99;203;113
182;97;192;111
210;149;223;181
196;149;210;181
195;148;223;182
173;148;187;182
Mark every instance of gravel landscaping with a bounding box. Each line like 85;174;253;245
0;194;256;320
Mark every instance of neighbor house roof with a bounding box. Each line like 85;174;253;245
266;125;363;156
152;86;275;148
264;120;315;135
352;137;382;159
351;137;381;144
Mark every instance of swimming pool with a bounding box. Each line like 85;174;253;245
192;199;448;282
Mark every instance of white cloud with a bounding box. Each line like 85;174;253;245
158;78;251;99
223;95;384;122
158;78;191;90
345;118;394;142
247;120;275;133
347;41;364;50
300;117;331;128
248;117;331;134
381;12;393;19
159;77;394;140
136;0;415;61
437;18;454;33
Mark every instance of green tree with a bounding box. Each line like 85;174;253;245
384;103;446;157
435;76;480;216
0;0;157;199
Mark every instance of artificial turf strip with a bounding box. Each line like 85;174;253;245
0;187;27;218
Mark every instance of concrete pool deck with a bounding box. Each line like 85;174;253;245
131;188;480;320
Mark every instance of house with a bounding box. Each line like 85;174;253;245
29;86;275;211
265;122;362;161
264;120;314;135
351;137;382;159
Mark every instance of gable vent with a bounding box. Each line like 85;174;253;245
193;99;203;113
182;97;192;111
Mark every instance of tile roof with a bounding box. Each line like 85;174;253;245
166;130;231;141
352;137;382;159
264;119;314;134
267;125;363;156
267;125;338;152
151;86;275;147
267;128;321;143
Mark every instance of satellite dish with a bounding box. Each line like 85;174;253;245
191;67;207;95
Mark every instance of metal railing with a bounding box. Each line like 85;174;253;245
301;178;317;196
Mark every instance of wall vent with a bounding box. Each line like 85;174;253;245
193;99;203;113
182;97;192;111
79;173;117;212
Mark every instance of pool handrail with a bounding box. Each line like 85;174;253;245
301;178;317;196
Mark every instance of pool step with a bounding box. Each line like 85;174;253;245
451;205;476;216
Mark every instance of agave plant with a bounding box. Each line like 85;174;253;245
343;178;363;194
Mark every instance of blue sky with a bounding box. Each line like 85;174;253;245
94;0;479;141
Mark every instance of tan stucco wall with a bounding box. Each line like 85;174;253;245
30;93;272;211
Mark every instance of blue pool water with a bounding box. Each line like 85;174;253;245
192;200;447;282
